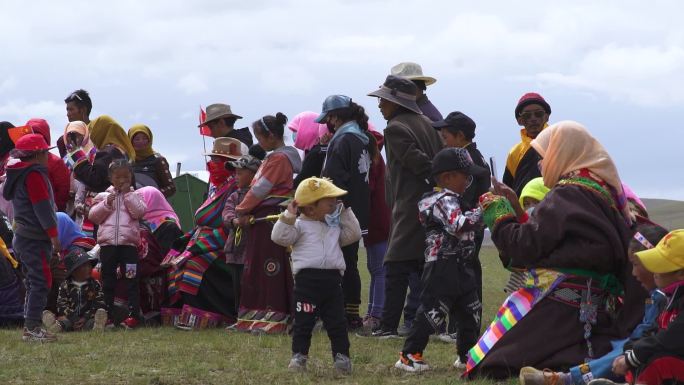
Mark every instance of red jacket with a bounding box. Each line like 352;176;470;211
364;133;390;246
47;152;71;211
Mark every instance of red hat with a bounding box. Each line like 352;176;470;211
25;118;51;145
515;92;551;118
14;133;53;152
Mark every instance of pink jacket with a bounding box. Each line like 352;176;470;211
88;187;147;247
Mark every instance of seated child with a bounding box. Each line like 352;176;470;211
587;229;684;385
271;177;361;375
89;159;147;328
519;221;669;385
395;147;485;372
222;155;261;315
42;249;107;332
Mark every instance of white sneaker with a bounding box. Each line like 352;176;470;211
41;310;62;334
438;333;458;344
453;357;466;370
22;327;57;342
394;352;429;372
288;353;308;372
93;309;107;331
333;353;352;376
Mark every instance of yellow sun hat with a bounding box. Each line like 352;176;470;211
636;229;684;274
294;177;347;206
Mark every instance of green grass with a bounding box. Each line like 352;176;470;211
0;247;513;385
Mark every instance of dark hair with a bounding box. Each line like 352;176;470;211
412;80;427;91
222;117;238;127
108;159;132;176
629;220;669;253
328;102;379;161
253;112;288;139
249;144;266;160
64;89;92;114
444;125;475;141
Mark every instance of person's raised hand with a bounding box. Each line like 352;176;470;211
287;200;298;215
106;193;116;206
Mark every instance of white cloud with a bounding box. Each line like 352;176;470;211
177;73;209;95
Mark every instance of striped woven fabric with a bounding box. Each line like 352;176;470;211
465;269;566;373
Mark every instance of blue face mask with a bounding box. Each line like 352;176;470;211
291;131;297;143
325;202;344;227
526;207;536;216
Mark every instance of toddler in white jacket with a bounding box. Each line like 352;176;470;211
271;177;361;375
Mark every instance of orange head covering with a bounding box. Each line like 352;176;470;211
63;121;95;154
530;120;633;224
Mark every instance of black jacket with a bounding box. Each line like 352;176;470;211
294;144;327;189
502;147;541;196
73;145;127;193
625;282;684;370
462;142;491;210
322;129;371;234
224;127;253;147
132;154;176;198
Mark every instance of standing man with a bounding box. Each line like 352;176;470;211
503;93;551;196
199;103;254;146
61;89;93;157
391;62;443;122
366;75;443;338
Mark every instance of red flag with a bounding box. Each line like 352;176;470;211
8;126;34;144
199;106;211;136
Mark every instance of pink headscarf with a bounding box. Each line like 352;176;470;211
622;183;647;214
288;111;327;152
138;186;180;231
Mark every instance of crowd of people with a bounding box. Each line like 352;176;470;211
0;61;683;384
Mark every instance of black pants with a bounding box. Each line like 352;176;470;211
100;245;139;318
227;263;243;315
292;269;349;358
341;242;361;317
403;258;481;361
448;231;484;334
380;259;423;331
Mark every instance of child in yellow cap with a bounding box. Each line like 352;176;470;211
590;229;684;385
271;177;361;375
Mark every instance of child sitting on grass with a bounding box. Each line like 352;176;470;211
271;177;361;375
395;147;484;372
42;249;106;332
588;229;684;385
89;159;146;328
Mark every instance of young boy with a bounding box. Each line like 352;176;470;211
395;147;485;372
2;134;61;342
271;177;362;375
42;249;107;332
589;229;684;385
223;155;261;315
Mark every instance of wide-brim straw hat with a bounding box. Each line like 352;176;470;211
203;137;248;160
391;62;437;86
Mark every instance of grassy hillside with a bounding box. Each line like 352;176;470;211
642;198;684;229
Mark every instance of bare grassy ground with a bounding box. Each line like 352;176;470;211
0;247;515;385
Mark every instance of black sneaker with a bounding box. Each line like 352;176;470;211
358;327;400;339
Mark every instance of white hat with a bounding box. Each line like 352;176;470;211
391;62;436;86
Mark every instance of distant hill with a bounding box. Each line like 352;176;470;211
643;198;684;229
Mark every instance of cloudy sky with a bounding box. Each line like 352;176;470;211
1;0;683;199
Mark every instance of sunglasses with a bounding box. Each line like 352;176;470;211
66;92;83;102
519;110;546;120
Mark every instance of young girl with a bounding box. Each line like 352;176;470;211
89;160;146;328
271;177;361;375
234;112;302;334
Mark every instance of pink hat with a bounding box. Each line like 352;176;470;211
288;111;327;151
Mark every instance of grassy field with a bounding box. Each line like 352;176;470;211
0;247;514;385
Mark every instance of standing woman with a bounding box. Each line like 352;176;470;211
315;95;376;329
127;124;176;198
287;111;329;188
234;112;301;334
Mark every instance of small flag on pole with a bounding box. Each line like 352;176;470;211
199;106;211;136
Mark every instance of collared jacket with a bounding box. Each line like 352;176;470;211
383;112;444;263
89;187;147;246
271;207;361;275
57;277;105;321
503;129;543;196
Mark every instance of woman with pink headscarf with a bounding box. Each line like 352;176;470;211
288;111;331;188
467;121;648;380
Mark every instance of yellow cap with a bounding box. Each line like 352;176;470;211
636;229;684;274
294;177;347;206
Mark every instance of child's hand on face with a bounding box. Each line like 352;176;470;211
106;193;116;206
287;200;298;215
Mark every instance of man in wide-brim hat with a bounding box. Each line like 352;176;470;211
364;75;444;338
199;103;254;147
